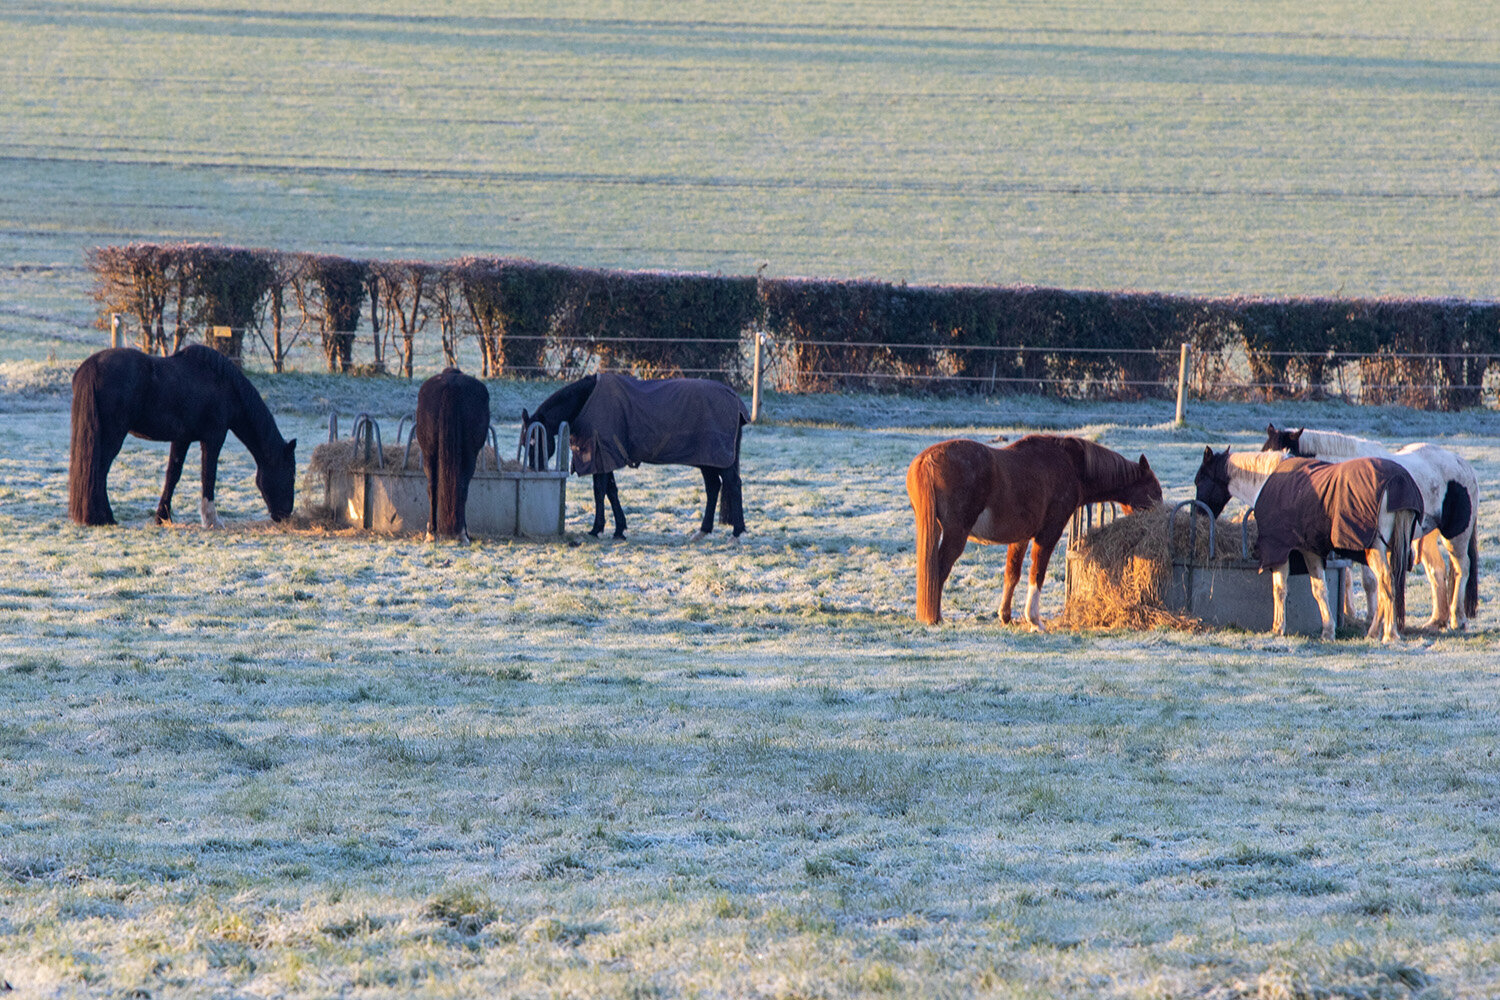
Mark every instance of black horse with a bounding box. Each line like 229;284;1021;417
414;368;490;544
522;373;749;540
69;345;297;526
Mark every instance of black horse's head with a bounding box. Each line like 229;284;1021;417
522;375;595;470
256;438;297;521
1261;423;1306;456
1193;445;1232;518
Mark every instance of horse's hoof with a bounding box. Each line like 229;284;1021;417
425;531;436;543
687;530;708;543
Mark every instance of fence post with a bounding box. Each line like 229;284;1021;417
1174;342;1191;427
110;313;121;349
751;330;764;422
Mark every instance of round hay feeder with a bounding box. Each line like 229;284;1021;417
304;413;569;538
1063;500;1349;635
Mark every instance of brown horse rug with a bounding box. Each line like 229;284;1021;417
1254;456;1424;570
569;373;749;476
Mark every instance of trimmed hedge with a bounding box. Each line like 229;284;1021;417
88;243;1500;409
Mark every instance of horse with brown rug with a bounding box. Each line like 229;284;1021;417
906;434;1162;628
1195;446;1423;642
414;368;490;544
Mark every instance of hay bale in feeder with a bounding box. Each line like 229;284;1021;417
1060;505;1255;630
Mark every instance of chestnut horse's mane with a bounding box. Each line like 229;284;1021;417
1073;437;1149;494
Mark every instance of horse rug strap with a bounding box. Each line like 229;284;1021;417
570;373;749;476
1253;456;1425;571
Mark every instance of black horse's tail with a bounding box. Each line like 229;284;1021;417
432;389;467;537
68;358;113;525
1466;519;1480;620
1389;507;1419;631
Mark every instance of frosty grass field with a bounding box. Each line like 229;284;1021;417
1;359;1499;999
4;0;1500;997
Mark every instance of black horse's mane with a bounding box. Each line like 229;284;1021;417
531;374;596;428
179;345;286;459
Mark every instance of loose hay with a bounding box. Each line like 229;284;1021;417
1059;505;1258;630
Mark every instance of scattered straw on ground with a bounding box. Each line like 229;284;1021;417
1059;504;1257;631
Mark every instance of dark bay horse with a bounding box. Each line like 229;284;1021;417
906;434;1161;628
69;345;297;526
522;373;749;540
415;368;490;544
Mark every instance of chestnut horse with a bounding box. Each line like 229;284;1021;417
907;435;1161;627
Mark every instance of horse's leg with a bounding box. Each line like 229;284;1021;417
691;466;721;541
455;453;477;546
198;435;225;528
603;472;627;539
720;461;746;536
424;457;439;542
1366;546;1399;642
1021;527;1068;631
1270;562;1289;636
999;542;1025;624
155;440;189;525
1413;533;1441;629
1303;551;1333;640
1359;565;1377;623
589;474;608;537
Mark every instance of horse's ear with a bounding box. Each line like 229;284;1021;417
1266;422;1277;435
521;408;531;425
1138;454;1151;471
284;438;296;458
1203;446;1214;462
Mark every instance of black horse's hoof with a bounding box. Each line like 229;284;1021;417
612;531;627;540
589;528;603;538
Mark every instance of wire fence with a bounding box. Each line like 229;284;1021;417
107;317;1500;411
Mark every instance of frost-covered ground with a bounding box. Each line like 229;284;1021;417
2;365;1498;998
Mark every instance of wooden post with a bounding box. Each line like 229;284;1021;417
751;330;764;423
1174;342;1191;427
110;313;121;349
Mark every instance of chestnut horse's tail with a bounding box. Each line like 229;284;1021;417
68;357;114;525
907;452;944;625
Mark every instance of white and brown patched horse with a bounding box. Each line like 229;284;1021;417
1262;425;1479;631
1194;447;1423;642
906;434;1162;628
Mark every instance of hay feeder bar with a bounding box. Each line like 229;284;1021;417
313;412;569;538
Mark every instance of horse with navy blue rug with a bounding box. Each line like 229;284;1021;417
522;373;749;540
68;345;297;527
414;368;490;544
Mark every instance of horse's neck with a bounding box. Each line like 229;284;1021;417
1297;429;1387;458
228;381;286;460
1226;452;1283;506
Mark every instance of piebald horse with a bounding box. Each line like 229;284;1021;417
1262;425;1478;630
906;434;1162;628
1194;447;1422;642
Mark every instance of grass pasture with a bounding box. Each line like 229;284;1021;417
1;368;1499;997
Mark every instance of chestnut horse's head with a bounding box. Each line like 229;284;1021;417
1072;438;1162;513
